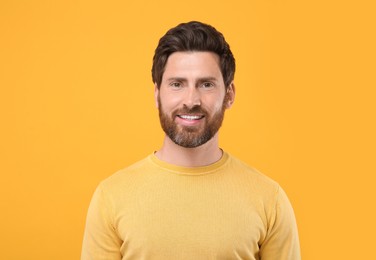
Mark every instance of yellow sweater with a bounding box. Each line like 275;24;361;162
81;152;300;260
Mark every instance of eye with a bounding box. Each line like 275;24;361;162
169;82;182;88
201;82;215;89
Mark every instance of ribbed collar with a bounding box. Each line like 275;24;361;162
148;151;229;176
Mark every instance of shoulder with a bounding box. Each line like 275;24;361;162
226;153;280;194
98;155;154;194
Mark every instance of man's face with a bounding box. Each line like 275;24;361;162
155;51;234;148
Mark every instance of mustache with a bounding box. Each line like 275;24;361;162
172;105;208;116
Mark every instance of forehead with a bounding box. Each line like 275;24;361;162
163;51;223;81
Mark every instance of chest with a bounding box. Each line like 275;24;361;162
114;178;267;259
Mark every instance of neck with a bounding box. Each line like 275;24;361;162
155;134;223;167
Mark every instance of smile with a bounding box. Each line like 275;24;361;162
177;115;205;120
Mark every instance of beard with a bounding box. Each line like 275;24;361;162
158;95;228;148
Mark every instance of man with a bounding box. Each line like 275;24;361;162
81;21;300;260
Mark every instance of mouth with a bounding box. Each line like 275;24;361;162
177;114;205;121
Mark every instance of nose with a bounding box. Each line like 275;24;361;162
183;87;201;108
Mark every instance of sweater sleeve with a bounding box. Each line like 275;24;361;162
81;185;122;260
259;186;301;260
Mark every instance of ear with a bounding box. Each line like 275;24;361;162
225;82;235;109
154;83;160;109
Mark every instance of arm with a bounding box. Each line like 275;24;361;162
259;186;301;260
81;185;122;260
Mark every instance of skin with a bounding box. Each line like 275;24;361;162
154;51;235;167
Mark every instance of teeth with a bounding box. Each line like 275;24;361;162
179;115;202;120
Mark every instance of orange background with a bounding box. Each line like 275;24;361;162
1;0;375;259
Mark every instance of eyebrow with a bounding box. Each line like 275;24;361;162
166;77;219;83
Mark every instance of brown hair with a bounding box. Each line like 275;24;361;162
152;21;235;89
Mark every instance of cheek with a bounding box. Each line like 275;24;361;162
159;94;181;111
209;96;226;112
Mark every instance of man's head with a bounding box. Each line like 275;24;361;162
153;21;236;148
152;21;235;89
